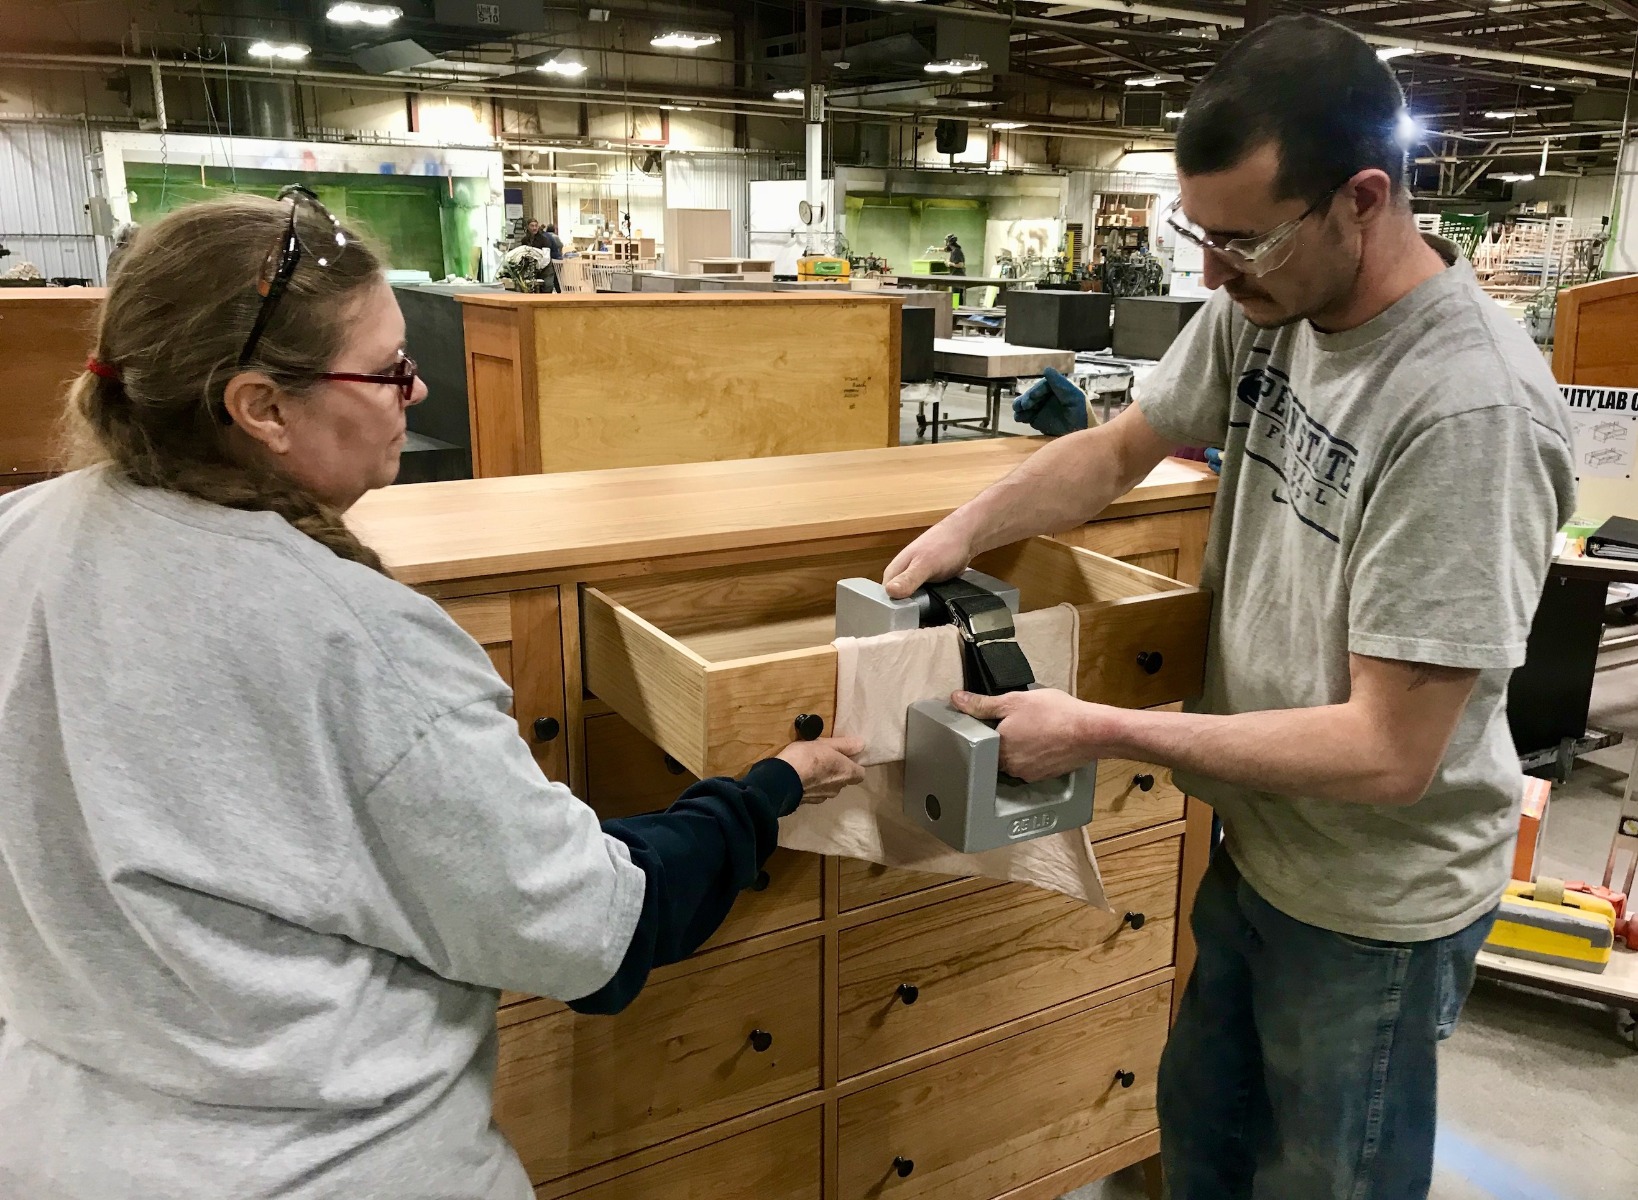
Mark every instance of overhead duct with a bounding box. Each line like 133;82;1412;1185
353;39;439;75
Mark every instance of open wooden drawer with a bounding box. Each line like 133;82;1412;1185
582;536;1210;779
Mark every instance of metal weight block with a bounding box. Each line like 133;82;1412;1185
902;695;1096;853
834;569;1019;639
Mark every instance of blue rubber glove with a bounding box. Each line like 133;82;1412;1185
1205;447;1223;475
1012;367;1088;437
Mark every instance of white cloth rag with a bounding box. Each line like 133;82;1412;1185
778;603;1107;908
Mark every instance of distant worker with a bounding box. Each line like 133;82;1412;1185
542;223;564;293
522;218;550;250
944;233;967;272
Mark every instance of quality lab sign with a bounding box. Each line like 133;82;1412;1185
1562;385;1638;411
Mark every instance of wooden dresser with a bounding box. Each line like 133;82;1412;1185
348;440;1217;1200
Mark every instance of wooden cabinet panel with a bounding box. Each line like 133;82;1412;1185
0;289;104;480
551;1110;821;1200
836;838;1180;1077
836;982;1172;1200
1092;758;1186;843
838;860;962;913
1056;507;1212;588
583;713;822;948
511;588;568;785
442;589;567;785
495;939;822;1185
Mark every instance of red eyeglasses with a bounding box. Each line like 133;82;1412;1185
315;354;420;403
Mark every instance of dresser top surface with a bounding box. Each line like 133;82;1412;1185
349;441;1216;587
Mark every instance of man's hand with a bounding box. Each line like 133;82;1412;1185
951;688;1112;782
882;522;975;599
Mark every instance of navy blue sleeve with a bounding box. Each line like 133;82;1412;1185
567;758;803;1015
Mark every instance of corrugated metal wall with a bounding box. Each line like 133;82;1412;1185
662;152;752;259
0;121;105;284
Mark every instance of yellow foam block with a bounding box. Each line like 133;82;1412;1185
1484;879;1615;972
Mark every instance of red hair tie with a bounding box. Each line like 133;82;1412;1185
85;357;121;382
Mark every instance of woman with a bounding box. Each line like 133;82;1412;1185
0;191;863;1199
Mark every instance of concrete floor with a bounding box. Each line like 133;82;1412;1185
898;389;1638;1199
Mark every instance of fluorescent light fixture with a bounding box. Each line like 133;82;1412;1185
1165;110;1187;120
1395;111;1424;144
1376;47;1416;61
773;88;803;101
662;104;695;111
925;56;987;75
248;41;310;61
1495;172;1536;183
990;121;1027;130
327;2;400;25
1485;109;1531;119
538;55;587;77
650;31;720;50
1529;83;1559;92
1124;73;1184;88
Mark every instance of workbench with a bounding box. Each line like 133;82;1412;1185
921;339;1079;441
347;439;1218;1200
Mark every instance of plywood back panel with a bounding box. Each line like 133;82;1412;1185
527;297;898;473
0;289;105;482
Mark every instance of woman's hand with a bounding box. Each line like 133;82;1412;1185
776;736;867;803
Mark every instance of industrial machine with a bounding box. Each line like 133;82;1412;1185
835;570;1096;853
798;254;851;280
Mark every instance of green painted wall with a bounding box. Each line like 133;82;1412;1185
842;195;987;273
125;163;488;278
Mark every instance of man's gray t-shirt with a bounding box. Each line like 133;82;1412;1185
1136;247;1575;942
0;469;645;1198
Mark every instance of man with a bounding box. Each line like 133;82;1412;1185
521;219;562;292
884;15;1573;1199
542;223;564;292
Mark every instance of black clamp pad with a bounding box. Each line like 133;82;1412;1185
921;578;1036;697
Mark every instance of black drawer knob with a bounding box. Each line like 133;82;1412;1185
662;753;686;776
1133;772;1155;792
532;716;560;743
749;1029;773;1053
1115;1069;1136;1089
896;983;920;1005
1123;911;1147;931
750;870;772;892
892;1157;916;1179
794;713;825;740
1136;651;1164;675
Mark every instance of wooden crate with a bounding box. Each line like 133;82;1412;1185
454;292;902;478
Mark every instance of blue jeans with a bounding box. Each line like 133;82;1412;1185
1158;851;1497;1200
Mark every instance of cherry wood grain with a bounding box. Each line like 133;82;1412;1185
348;443;1216;587
836;838;1181;1077
547;1109;822;1200
495;938;822;1185
836;982;1172;1200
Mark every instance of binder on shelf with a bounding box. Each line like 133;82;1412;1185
1587;515;1638;561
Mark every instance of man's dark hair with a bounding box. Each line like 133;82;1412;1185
546;223;556;233
1176;15;1408;202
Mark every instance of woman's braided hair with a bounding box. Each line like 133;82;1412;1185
64;194;389;574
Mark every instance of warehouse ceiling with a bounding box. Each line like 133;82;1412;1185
4;1;1635;182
